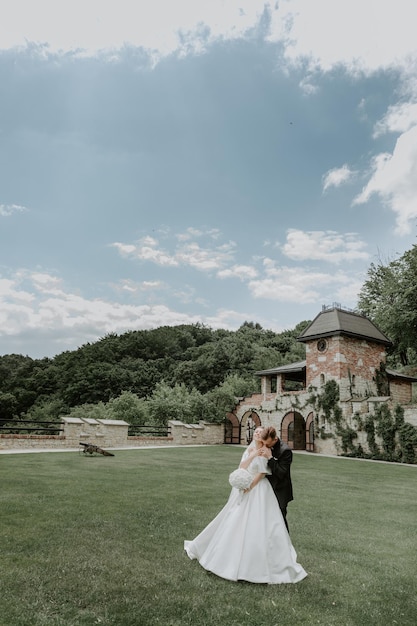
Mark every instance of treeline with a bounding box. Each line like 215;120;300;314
358;243;417;370
0;321;308;426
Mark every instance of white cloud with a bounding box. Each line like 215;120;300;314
269;0;417;75
322;164;355;192
140;280;164;290
111;231;236;273
2;0;416;78
112;237;179;266
334;279;364;305
0;271;228;358
217;265;258;281
31;272;63;294
248;260;356;305
111;278;165;293
0;269;248;357
111;242;136;255
281;229;369;263
373;102;417;138
176;242;235;272
0;0;268;56
353;125;417;234
0;203;28;216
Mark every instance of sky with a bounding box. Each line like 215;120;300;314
1;0;417;359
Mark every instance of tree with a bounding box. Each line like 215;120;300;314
107;391;147;425
358;246;417;366
1;320;310;420
147;382;204;425
0;392;18;422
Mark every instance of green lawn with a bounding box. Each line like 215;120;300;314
0;447;416;626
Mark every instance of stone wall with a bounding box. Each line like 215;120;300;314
0;418;224;452
232;387;417;457
403;406;417;427
168;420;223;445
0;433;67;451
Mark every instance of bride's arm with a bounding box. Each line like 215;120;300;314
244;472;266;492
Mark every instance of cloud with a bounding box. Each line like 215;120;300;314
322;164;355;192
334;279;364;305
30;272;63;294
0;203;28;216
176;227;221;242
373;102;417;138
281;229;369;263
111;279;165;294
0;0;268;57
0;269;247;357
111;238;178;267
217;265;258;281
247;260;354;304
111;230;236;273
3;0;416;79
269;0;417;76
176;242;236;272
353;125;417;234
111;243;137;255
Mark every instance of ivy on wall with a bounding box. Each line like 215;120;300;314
313;380;417;463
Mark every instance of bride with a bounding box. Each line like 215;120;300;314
184;426;307;584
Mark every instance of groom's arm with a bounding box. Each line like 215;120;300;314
267;448;292;482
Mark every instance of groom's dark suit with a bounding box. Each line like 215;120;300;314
266;439;293;531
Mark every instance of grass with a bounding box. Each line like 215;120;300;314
0;447;416;626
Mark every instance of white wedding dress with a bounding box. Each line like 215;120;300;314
184;448;307;584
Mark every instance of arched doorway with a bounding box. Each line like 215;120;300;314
224;413;241;444
281;411;306;450
305;412;315;452
240;411;261;445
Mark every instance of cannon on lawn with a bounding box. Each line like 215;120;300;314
79;442;115;457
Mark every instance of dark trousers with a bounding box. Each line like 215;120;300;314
280;506;289;532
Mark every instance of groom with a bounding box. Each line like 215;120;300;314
260;426;293;532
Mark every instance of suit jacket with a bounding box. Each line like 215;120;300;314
266;440;293;510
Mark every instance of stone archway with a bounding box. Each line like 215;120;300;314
224;412;241;444
240;410;261;445
305;411;315;452
281;411;306;450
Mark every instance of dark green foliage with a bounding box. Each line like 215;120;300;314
364;415;380;457
317;380;341;423
358;245;417;366
361;404;417;463
373;361;390;396
0;321;307;423
311;382;417;463
374;404;397;458
336;425;358;454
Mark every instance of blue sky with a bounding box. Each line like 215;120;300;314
1;0;417;358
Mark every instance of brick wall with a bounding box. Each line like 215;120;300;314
390;380;413;404
306;336;385;400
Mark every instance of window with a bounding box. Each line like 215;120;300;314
317;338;327;352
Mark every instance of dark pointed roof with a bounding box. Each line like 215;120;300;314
297;306;392;346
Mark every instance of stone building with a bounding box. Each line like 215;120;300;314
225;305;417;456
